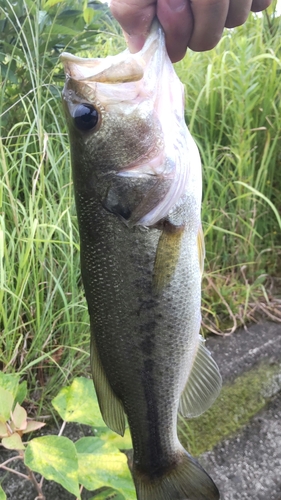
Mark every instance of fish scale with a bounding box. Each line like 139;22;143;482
61;20;221;500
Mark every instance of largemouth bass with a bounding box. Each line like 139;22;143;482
61;21;221;500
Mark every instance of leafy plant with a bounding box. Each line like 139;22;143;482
0;374;135;500
175;10;281;332
0;0;110;132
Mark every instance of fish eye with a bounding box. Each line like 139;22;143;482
73;103;99;131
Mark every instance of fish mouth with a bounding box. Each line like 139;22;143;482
60;21;160;84
60;52;145;84
117;149;166;179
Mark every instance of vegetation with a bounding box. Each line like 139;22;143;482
0;0;280;497
0;373;135;499
176;10;281;333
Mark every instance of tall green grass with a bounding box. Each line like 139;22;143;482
0;0;106;405
0;1;280;404
176;13;281;332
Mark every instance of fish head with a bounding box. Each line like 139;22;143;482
61;22;195;225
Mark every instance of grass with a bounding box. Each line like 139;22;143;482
176;12;281;332
0;1;281;408
0;0;96;409
0;98;91;405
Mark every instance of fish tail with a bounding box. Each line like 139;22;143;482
132;448;220;500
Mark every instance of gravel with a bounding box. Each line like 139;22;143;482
200;393;281;500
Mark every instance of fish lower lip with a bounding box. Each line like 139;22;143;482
117;150;166;179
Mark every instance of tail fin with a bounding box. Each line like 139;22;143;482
132;448;220;500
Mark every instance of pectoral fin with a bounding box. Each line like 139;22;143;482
153;221;185;293
90;334;125;436
197;224;205;276
179;336;222;418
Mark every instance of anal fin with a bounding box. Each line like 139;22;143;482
90;335;125;436
179;336;222;418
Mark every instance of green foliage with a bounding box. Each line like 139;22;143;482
0;0;105;123
52;376;105;426
0;1;97;397
25;436;81;497
0;374;135;499
0;372;27;405
89;489;126;500
75;437;135;497
0;388;14;422
175;11;281;332
0;485;6;500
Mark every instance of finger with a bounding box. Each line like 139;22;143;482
110;0;156;53
157;0;193;62
251;0;272;12
188;0;229;52
225;0;252;28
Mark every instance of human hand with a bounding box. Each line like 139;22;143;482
110;0;272;62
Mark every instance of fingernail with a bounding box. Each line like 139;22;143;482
123;31;146;54
167;0;186;12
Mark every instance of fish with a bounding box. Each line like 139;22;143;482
60;20;222;500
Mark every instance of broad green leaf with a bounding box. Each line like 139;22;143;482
52;377;104;426
57;9;83;19
83;7;95;25
75;436;126;456
14;381;27;406
44;24;81;36
43;0;63;8
89;487;126;500
25;436;80;498
99;428;132;452
0;373;19;399
76;447;135;498
0;422;8;437
0;484;6;500
2;433;24;451
0;388;14;421
75;437;107;455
